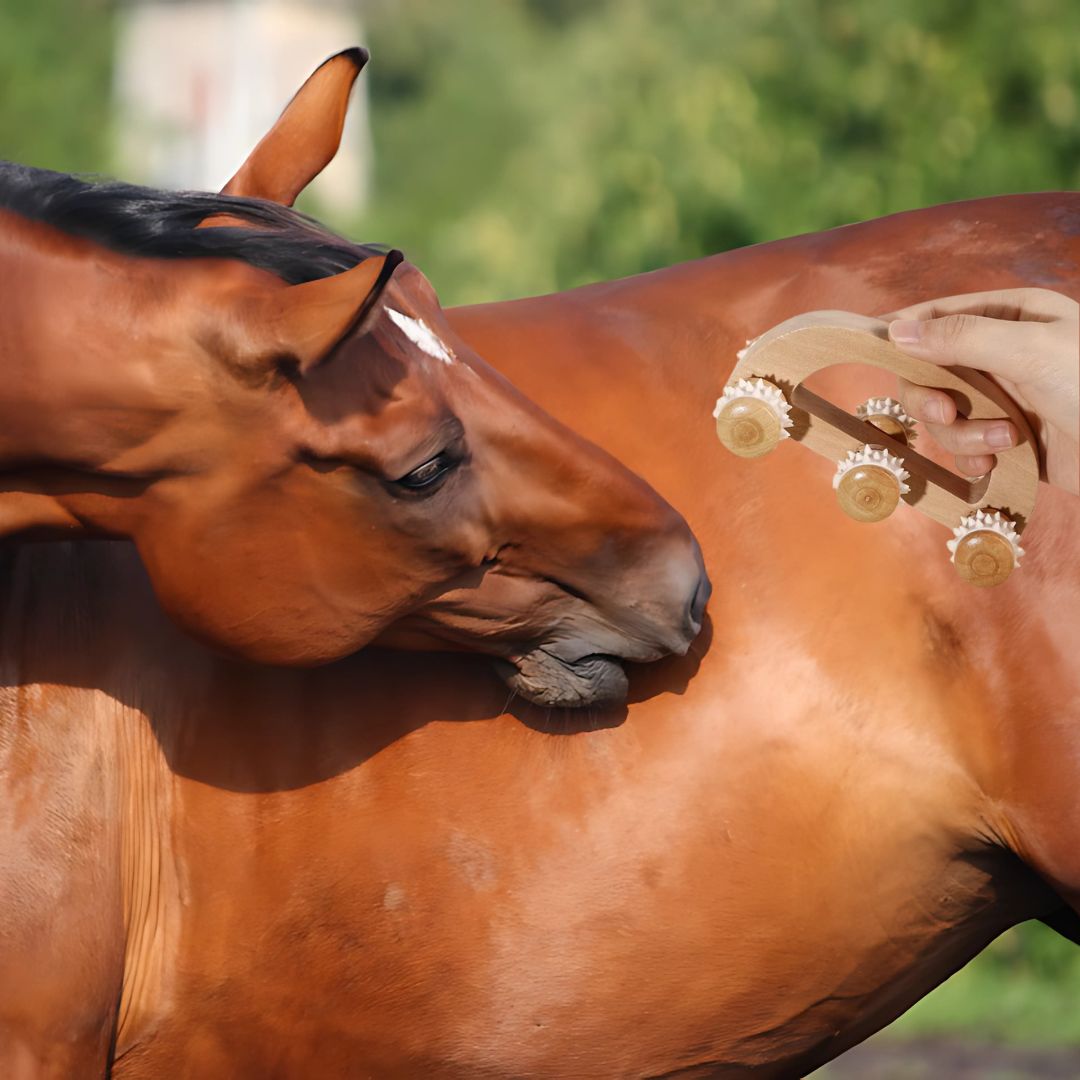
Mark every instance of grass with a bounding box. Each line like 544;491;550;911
875;921;1080;1045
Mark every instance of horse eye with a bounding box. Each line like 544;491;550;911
394;451;459;492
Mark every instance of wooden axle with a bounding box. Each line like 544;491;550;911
714;312;1040;585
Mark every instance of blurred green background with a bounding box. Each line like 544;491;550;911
6;0;1080;307
3;0;1079;1072
359;0;1080;304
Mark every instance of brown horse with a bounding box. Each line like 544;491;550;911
3;49;1079;1078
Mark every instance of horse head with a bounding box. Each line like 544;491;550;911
0;51;708;705
134;243;708;705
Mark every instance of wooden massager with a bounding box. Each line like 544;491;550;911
713;311;1040;586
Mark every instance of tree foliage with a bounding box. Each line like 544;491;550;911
0;0;114;173
5;0;1078;307
359;0;1080;304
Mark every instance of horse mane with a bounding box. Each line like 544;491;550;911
0;160;380;284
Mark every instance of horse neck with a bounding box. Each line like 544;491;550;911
0;211;189;538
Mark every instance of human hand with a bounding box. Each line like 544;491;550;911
882;289;1079;496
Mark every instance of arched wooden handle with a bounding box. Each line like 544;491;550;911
730;311;1040;531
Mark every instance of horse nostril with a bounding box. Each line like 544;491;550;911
688;573;711;630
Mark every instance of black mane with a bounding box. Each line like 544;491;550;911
0;161;379;284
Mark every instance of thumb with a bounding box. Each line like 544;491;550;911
888;313;1041;381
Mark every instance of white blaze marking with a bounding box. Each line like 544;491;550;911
387;308;455;365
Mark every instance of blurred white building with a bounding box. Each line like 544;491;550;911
114;0;371;214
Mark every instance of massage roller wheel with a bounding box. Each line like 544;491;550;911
947;509;1024;587
712;377;793;458
856;396;917;446
832;444;911;524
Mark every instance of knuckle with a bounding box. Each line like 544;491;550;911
924;421;960;451
935;313;975;350
901;383;925;408
956;454;995;477
1024;321;1059;375
894;376;918;409
898;376;931;406
1028;286;1074;314
958;424;988;452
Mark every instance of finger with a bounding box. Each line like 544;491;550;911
895;376;957;424
887;313;1051;382
879;287;1069;324
955;453;996;477
921;416;1019;457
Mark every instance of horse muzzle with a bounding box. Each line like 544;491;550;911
496;559;711;708
495;649;629;708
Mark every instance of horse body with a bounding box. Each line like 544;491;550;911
3;186;1078;1076
0;539;1034;1079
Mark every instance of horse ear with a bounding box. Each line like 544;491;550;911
221;47;368;206
243;250;403;373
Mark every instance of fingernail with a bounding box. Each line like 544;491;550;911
926;400;948;423
985;423;1015;450
889;320;922;345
